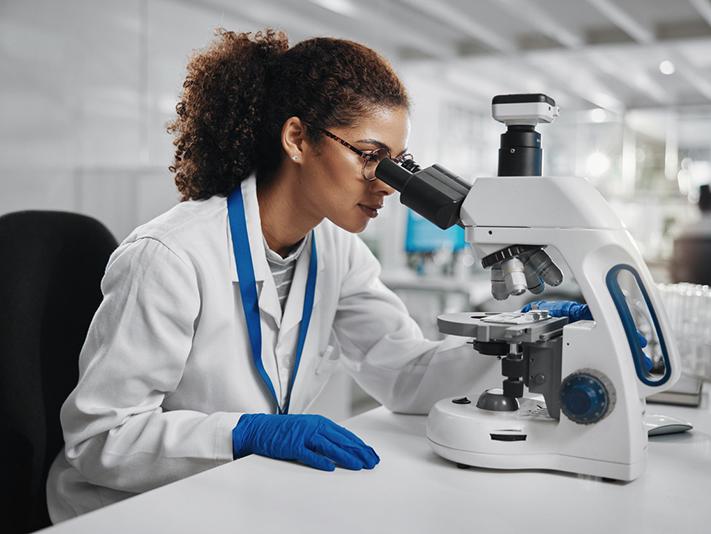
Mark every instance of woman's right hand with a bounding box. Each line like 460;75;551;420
232;413;380;471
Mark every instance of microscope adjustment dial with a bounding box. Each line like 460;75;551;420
560;369;616;425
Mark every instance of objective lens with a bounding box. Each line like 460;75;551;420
524;249;563;287
523;263;545;294
501;257;527;296
491;265;509;301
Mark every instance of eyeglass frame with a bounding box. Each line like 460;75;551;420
301;121;412;182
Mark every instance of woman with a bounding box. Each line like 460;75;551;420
46;29;502;522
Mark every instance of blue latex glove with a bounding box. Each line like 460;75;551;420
522;300;593;322
521;300;653;371
232;414;380;471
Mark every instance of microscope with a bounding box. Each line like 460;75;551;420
375;94;681;481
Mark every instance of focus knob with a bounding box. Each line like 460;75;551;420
560;369;616;424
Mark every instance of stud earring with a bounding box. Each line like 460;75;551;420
292;155;299;161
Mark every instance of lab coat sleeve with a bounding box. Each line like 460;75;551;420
333;235;498;415
60;237;240;494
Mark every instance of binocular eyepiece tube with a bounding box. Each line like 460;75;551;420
374;158;470;230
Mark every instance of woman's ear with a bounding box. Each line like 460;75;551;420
281;116;306;163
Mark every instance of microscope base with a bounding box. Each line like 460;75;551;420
426;396;645;482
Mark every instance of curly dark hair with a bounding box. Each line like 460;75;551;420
167;28;410;201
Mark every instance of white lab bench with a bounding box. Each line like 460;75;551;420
41;397;711;534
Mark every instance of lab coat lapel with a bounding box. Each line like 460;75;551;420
283;228;326;414
228;176;282;325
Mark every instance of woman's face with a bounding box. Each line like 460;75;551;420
300;106;410;233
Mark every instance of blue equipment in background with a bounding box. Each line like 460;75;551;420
404;210;466;253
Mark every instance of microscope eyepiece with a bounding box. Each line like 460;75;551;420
374;158;470;230
400;158;420;173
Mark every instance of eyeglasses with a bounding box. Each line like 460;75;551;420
303;121;412;182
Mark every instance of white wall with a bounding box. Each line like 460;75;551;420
0;0;253;240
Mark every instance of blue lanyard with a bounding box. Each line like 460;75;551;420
227;186;317;414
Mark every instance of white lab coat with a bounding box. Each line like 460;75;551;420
46;175;499;522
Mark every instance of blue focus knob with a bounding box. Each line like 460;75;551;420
560;369;616;425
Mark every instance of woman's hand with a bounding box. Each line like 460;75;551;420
232;413;380;471
521;300;653;371
521;300;593;321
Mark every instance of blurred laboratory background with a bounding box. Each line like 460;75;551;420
3;0;711;418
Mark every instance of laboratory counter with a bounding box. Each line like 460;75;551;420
40;396;711;534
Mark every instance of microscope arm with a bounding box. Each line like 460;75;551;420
375;158;563;300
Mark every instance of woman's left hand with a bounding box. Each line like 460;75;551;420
521;300;653;371
521;300;592;322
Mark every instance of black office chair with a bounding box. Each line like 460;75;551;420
0;211;117;533
671;235;711;285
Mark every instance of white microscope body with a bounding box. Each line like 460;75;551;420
427;174;681;481
376;94;681;481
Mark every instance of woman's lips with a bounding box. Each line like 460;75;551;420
358;204;381;218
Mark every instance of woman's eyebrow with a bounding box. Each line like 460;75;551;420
356;138;389;150
356;138;408;156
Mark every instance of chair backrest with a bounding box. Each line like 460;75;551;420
0;210;117;533
671;234;711;285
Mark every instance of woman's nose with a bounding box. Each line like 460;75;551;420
373;178;396;196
